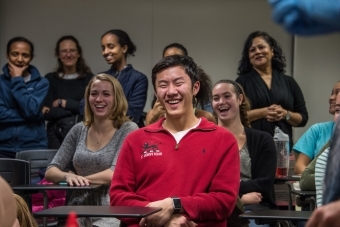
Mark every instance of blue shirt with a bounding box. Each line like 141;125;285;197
293;121;334;159
104;64;148;124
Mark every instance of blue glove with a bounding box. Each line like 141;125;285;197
269;0;340;35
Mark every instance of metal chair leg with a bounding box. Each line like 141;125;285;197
285;182;293;210
84;217;93;227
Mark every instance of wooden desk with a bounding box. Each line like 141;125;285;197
34;206;162;227
240;210;312;226
13;184;102;227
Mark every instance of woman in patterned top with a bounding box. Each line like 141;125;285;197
212;79;277;227
45;74;138;226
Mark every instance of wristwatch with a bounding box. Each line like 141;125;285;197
285;110;291;121
171;197;182;214
58;99;62;108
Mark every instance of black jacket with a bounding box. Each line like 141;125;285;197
44;72;93;121
239;127;278;209
236;69;308;150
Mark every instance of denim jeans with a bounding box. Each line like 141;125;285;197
245;209;271;227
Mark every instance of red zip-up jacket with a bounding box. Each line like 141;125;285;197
110;118;240;226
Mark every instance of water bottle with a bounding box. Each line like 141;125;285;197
273;126;290;178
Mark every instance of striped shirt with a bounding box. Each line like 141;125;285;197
315;147;330;207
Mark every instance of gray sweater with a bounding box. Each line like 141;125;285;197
48;121;138;226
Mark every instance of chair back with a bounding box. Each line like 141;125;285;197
0;158;30;186
16;149;58;177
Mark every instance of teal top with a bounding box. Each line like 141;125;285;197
293;121;334;159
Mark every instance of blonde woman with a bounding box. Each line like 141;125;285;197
45;74;138;226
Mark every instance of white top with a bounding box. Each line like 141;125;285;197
315;147;330;207
59;73;79;80
23;74;31;83
171;118;201;144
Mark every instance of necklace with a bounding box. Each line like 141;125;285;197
93;128;115;145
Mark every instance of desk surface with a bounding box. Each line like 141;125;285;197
240;210;312;221
274;176;300;184
34;206;162;218
12;184;102;190
291;189;316;197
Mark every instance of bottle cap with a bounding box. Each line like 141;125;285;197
273;126;289;142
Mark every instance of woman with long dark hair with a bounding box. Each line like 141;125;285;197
212;79;277;227
236;31;308;149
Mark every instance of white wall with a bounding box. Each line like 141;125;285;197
0;0;291;107
293;34;340;140
1;0;339;142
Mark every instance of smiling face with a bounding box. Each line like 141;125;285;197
212;82;243;123
101;33;127;65
155;66;199;118
58;39;80;69
248;36;274;70
88;79;115;120
329;82;340;114
7;41;32;67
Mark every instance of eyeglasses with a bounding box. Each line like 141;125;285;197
59;49;78;55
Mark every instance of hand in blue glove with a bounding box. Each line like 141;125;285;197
269;0;340;35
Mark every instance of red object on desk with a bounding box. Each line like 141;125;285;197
66;211;79;227
276;167;288;177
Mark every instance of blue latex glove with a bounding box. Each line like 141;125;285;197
269;0;340;35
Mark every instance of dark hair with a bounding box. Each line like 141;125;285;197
237;31;286;75
55;35;91;78
162;43;188;57
6;37;34;58
152;55;199;91
150;95;157;108
195;67;212;108
101;29;136;58
213;80;251;127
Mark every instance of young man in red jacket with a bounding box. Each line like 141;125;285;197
110;55;240;227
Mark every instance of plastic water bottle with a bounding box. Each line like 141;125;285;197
273;126;290;178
